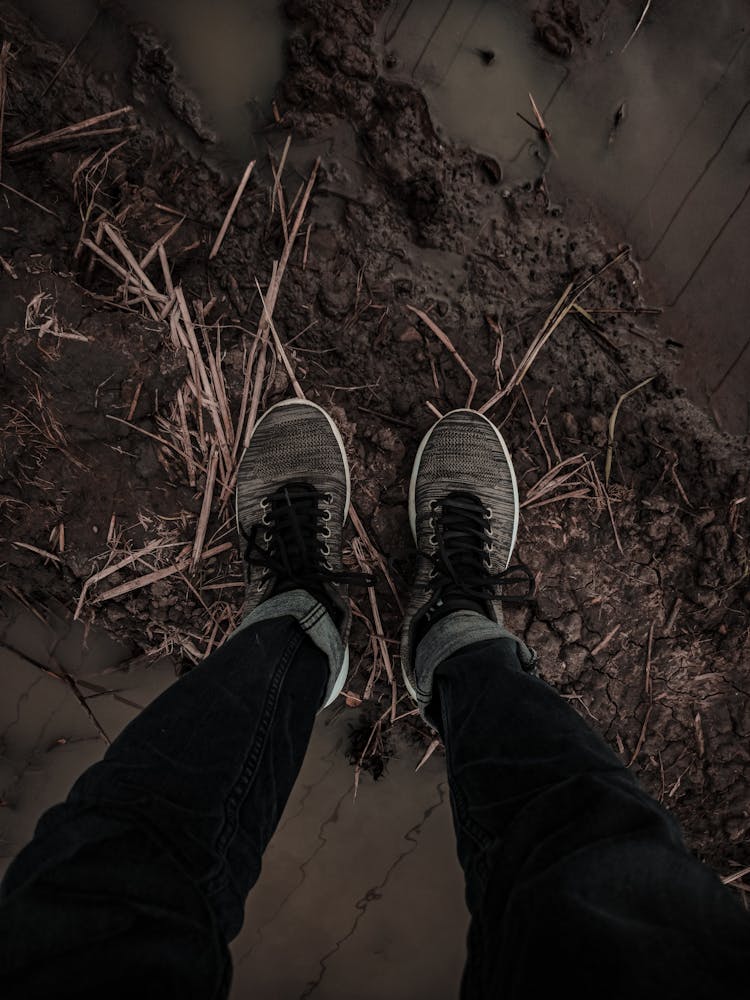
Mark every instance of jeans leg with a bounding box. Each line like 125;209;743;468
0;616;328;999
431;636;750;1000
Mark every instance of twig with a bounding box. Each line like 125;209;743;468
416;738;441;772
256;278;305;399
349;503;403;614
191;443;219;571
74;538;164;619
628;622;655;767
590;624;621;656
480;250;630;414
604;375;656;486
407;305;478;407
103;222;161;296
93;542;232;605
353;539;397;722
126;381;143;421
528;91;558;157
41;10;100;97
722;866;750;886
621;0;653;54
140;216;184;269
0;180;59;218
13;541;63;564
209;159;256;259
7;106;133;155
0;41;12;182
590;460;624;555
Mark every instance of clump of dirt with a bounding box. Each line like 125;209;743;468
0;0;748;878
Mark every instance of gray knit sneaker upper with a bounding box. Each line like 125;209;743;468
236;399;352;634
400;409;532;703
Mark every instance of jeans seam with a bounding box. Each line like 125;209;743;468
206;628;303;893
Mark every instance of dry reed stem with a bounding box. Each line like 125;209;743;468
239;158;320;448
256;279;305;399
272;135;292;212
590;624;621;656
175;287;232;478
106;413;201;471
0;180;58;218
8;105;133;155
93;541;232;605
140;216;184;269
353;539;397;722
349;503;403;614
519;383;552;471
126;381;143;421
13;541;63;564
481;249;631;414
209;159;256;259
589;460;624;555
621;0;653;53
722;866;750;886
74;538;164;619
416;738;441;772
522;453;588;507
0;41;12;181
528;91;557;157
627;622;655;766
158;244;174;296
270;135;292;241
407;305;478;407
604;375;656;486
102;222;161;295
191;443;220;571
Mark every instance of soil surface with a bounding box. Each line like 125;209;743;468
1;0;748;879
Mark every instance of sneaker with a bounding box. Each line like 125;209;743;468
400;408;534;703
236;398;360;706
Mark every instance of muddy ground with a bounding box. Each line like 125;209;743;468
1;0;748;880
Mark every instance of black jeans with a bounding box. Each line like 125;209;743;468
1;617;748;998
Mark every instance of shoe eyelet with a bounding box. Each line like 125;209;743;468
322;509;332;522
263;530;272;544
485;506;493;519
321;526;331;539
321;543;330;557
325;491;333;504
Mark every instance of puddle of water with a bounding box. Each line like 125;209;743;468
17;0;749;429
18;0;284;160
383;0;750;433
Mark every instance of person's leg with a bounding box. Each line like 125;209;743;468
401;409;750;1000
0;616;328;999
0;398;363;999
431;631;750;999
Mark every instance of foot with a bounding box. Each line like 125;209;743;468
400;408;533;703
236;398;354;706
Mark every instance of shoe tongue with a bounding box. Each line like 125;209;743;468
266;482;344;626
414;492;493;646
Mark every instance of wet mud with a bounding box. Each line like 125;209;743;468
1;0;748;879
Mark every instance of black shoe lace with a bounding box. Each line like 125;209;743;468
422;493;536;611
242;482;373;605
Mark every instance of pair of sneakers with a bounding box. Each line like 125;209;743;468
236;400;529;710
